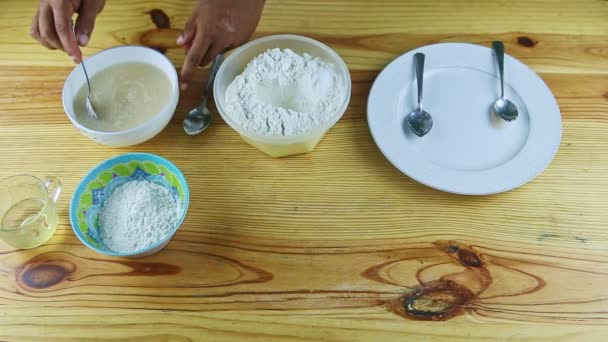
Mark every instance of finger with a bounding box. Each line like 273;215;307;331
200;43;224;67
180;34;210;90
53;1;81;62
180;12;211;90
74;14;94;47
30;9;40;39
183;42;192;55
75;0;105;46
177;17;196;46
31;9;56;50
39;4;63;50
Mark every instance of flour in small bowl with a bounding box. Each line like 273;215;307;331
99;180;182;253
224;48;344;136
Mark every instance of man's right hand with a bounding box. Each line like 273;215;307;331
31;0;106;63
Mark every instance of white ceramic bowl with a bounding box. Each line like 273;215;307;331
62;46;179;147
214;35;351;158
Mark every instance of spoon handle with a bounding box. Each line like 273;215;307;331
202;54;224;105
81;61;92;94
492;41;505;99
72;23;92;96
414;53;425;111
80;49;97;119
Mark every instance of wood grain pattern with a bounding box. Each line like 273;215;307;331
1;0;608;340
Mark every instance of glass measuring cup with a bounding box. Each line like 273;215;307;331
0;175;61;249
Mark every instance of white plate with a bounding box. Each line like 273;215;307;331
367;43;561;195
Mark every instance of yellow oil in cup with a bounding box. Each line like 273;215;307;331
0;175;61;249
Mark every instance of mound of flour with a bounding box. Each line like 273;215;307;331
224;48;344;136
99;180;181;253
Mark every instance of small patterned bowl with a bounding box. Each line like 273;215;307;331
70;153;189;257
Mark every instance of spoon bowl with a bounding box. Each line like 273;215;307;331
407;109;433;137
492;98;518;122
85;95;98;119
183;106;212;135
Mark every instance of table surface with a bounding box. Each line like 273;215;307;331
1;0;608;341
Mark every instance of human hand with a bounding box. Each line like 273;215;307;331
30;0;106;63
177;0;265;90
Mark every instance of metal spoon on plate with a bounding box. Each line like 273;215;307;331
491;41;518;122
183;54;224;135
407;52;433;137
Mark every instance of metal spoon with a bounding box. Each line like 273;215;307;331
72;23;97;120
491;41;518;122
183;54;224;135
406;52;433;137
81;58;98;119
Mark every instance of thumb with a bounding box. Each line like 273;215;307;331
74;1;104;46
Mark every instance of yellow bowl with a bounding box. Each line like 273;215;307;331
214;35;351;158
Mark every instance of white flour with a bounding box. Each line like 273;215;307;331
225;48;344;136
99;180;181;253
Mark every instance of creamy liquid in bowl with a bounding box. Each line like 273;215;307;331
73;62;171;132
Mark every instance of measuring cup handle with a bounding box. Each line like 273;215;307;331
43;177;62;203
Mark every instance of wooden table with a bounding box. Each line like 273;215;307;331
1;0;607;340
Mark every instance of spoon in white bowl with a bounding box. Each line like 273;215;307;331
72;24;97;120
80;59;98;120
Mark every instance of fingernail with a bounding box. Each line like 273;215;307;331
180;83;188;91
78;34;89;46
176;35;184;45
72;56;80;64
